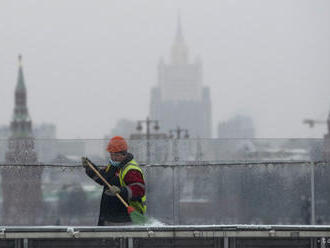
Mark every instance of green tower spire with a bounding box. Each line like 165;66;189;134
11;54;32;138
3;56;41;226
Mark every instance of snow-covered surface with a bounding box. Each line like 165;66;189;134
3;224;330;229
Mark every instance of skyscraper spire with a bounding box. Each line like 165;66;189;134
16;54;26;92
175;10;184;43
151;14;211;139
171;11;188;65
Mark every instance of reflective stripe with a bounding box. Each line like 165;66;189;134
125;186;133;200
119;160;147;214
129;182;145;189
126;183;145;201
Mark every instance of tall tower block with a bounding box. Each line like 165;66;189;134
150;16;212;138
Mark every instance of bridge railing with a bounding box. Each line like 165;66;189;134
0;225;329;248
0;160;329;226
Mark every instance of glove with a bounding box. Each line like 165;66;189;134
105;185;121;196
81;157;88;168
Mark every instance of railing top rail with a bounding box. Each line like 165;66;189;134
2;224;330;231
0;160;328;168
1;225;330;239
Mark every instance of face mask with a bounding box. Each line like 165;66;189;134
109;158;121;167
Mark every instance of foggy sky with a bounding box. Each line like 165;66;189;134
0;0;329;139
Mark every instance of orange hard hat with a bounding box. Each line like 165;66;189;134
106;136;128;153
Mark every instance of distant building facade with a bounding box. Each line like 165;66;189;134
109;119;137;139
33;123;57;162
0;126;10;139
0;126;10;162
150;17;212;138
323;112;330;161
218;115;255;139
33;123;56;139
0;124;57;163
0;114;88;164
129;132;169;163
214;115;256;161
1;55;43;225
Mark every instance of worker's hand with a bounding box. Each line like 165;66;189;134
81;157;88;168
105;185;121;196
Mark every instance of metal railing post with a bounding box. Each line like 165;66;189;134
310;162;315;225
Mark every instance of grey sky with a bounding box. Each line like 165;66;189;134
0;0;329;139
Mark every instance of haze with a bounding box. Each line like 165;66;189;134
0;0;329;139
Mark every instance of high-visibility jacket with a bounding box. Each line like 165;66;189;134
119;160;146;214
106;159;146;214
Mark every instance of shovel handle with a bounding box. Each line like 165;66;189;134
85;159;129;208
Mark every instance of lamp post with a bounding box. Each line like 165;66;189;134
196;138;204;161
168;126;189;225
136;117;159;163
169;126;189;161
169;126;189;140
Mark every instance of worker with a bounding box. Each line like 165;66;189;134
82;136;146;225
